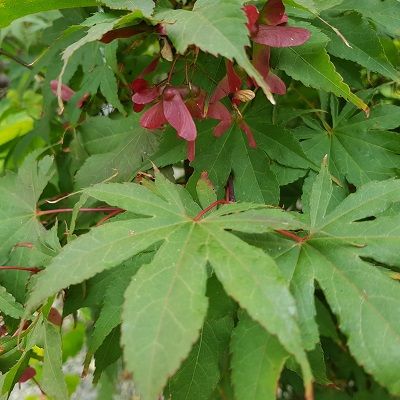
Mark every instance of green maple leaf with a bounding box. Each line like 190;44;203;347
285;0;344;13
190;117;317;202
42;321;69;400
191;124;280;203
0;286;24;319
0;153;55;303
247;162;400;395
76;63;126;115
246;120;318;172
0;152;53;265
0;0;154;28
334;0;400;37
75;115;158;188
284;0;318;13
294;103;400;186
273;24;368;112
165;278;234;400
231;312;288;400
26;172;312;400
57;13;124;103
87;255;150;357
316;13;400;82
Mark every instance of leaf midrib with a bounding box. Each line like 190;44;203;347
145;223;199;393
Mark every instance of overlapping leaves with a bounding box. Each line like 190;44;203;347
294;102;400;186
273;24;368;111
0;153;53;264
1;0;400;398
155;0;275;103
75;115;158;188
27;172;312;399
244;163;400;396
303;166;400;395
314;12;400;82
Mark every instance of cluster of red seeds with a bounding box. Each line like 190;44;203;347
51;0;311;161
130;0;310;160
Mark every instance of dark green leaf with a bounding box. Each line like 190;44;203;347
316;13;400;82
0;153;53;263
274;24;368;112
335;0;400;37
231;313;288;400
0;286;24;319
121;224;209;400
75;115;158;187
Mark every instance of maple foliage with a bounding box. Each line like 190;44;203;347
0;0;400;399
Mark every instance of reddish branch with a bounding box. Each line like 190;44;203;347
96;209;125;226
36;196;307;241
14;242;33;248
193;200;230;221
276;229;306;243
0;266;41;274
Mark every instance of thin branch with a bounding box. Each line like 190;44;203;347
275;229;306;243
316;16;352;48
43;191;82;204
167;55;179;84
0;48;33;69
32;377;46;396
96;209;125;226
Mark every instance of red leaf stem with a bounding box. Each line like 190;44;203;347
0;266;41;273
96;209;125;226
276;229;305;243
193;200;230;222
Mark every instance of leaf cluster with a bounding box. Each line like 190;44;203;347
0;0;399;399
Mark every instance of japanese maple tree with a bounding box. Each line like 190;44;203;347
0;0;400;399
